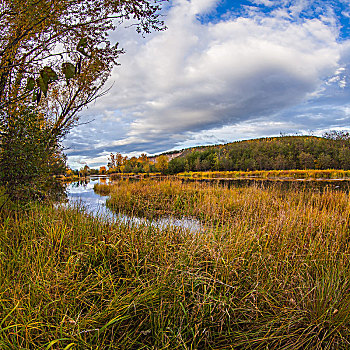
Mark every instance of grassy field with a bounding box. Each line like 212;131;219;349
177;169;350;180
1;180;350;349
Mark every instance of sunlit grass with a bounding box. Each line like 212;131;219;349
177;169;350;179
1;180;350;348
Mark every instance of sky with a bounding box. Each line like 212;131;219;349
64;0;350;169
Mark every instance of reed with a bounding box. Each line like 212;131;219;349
1;180;350;348
177;169;350;179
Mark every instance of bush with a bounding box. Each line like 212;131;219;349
0;108;66;202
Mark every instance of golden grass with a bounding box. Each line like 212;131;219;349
177;169;350;180
1;180;350;348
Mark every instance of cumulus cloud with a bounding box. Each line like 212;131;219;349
65;0;350;168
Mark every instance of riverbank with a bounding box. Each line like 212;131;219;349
64;169;350;184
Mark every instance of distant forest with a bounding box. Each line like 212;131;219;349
167;133;350;174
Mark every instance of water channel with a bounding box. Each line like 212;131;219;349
65;175;350;232
65;176;202;231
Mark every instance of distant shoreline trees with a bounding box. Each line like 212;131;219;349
168;135;350;174
103;135;350;176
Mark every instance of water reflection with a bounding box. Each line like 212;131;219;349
66;175;349;231
66;177;202;232
66;177;109;217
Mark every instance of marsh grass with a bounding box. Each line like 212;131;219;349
1;180;350;348
178;169;350;180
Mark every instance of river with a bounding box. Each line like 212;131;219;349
65;175;350;232
65;176;202;231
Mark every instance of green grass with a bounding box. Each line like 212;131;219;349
1;180;350;348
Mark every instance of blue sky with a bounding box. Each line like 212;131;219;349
64;0;350;169
207;0;350;38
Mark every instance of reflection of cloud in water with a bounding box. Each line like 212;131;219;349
65;178;202;232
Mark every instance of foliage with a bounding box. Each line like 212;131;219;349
0;0;166;202
168;135;350;173
103;135;350;176
107;152;157;174
107;152;127;173
323;130;350;141
99;166;107;174
78;164;90;177
177;169;350;180
1;0;166;120
155;154;168;174
0;108;66;202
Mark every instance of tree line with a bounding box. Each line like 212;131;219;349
102;133;350;175
167;134;350;174
100;153;169;174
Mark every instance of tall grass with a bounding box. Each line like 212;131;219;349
178;169;350;179
1;180;350;348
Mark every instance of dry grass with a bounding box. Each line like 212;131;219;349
1;180;350;348
178;169;350;179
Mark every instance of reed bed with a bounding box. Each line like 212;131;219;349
1;180;350;348
177;169;350;180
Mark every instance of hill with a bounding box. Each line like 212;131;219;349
167;135;350;173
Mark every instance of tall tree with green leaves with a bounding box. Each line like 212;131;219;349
0;0;167;202
155;155;168;174
1;0;166;120
0;108;67;202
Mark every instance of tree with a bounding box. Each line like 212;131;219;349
139;153;148;163
298;152;315;169
99;166;107;175
66;168;74;177
0;108;67;201
138;153;150;173
0;0;166;201
317;153;335;170
107;153;117;170
155;155;168;174
79;164;90;177
108;152;126;173
1;0;166;118
323;130;350;141
339;147;350;170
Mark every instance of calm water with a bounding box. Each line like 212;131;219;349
65;175;350;231
66;177;112;218
65;176;202;231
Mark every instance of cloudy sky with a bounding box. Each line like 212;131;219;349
65;0;350;169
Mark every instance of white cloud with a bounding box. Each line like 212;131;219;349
251;0;275;6
187;0;218;15
108;5;338;131
65;0;349;168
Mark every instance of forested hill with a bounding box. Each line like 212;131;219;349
167;135;350;173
